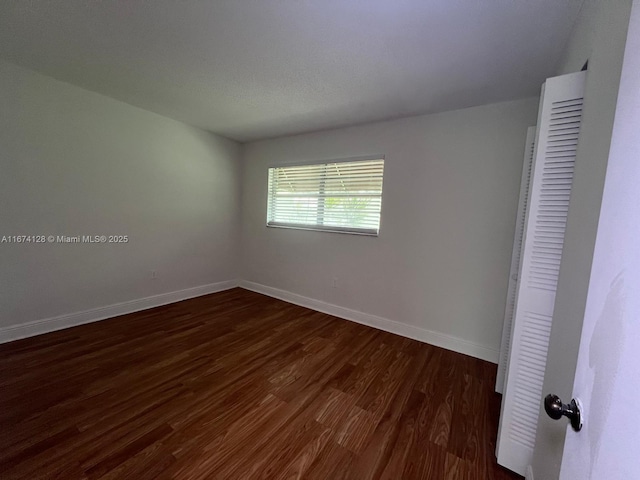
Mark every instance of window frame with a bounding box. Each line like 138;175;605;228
265;154;385;236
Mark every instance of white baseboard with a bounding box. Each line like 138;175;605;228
0;280;239;344
239;280;499;363
2;279;500;364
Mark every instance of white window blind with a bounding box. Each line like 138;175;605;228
267;158;385;235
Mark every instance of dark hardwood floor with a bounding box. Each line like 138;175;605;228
0;288;520;479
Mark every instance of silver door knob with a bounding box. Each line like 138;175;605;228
544;394;583;431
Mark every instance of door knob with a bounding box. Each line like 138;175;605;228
544;394;583;432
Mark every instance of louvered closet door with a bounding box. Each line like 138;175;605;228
496;126;537;395
496;70;586;476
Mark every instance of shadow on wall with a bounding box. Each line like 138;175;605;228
587;271;626;478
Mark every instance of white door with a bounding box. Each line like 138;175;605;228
496;126;536;395
554;5;640;479
497;70;586;476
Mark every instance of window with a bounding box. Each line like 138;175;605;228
267;157;385;235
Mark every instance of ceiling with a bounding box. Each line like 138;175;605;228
0;1;583;142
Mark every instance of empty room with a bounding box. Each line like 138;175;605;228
2;1;639;479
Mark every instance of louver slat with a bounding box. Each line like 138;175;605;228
496;126;537;395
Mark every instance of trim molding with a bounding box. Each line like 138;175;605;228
1;278;499;364
239;280;499;363
0;280;238;344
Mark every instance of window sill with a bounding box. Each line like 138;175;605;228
266;223;379;237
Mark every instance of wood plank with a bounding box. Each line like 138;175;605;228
0;288;521;479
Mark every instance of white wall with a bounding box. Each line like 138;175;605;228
0;61;242;337
532;0;635;478
240;98;539;362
